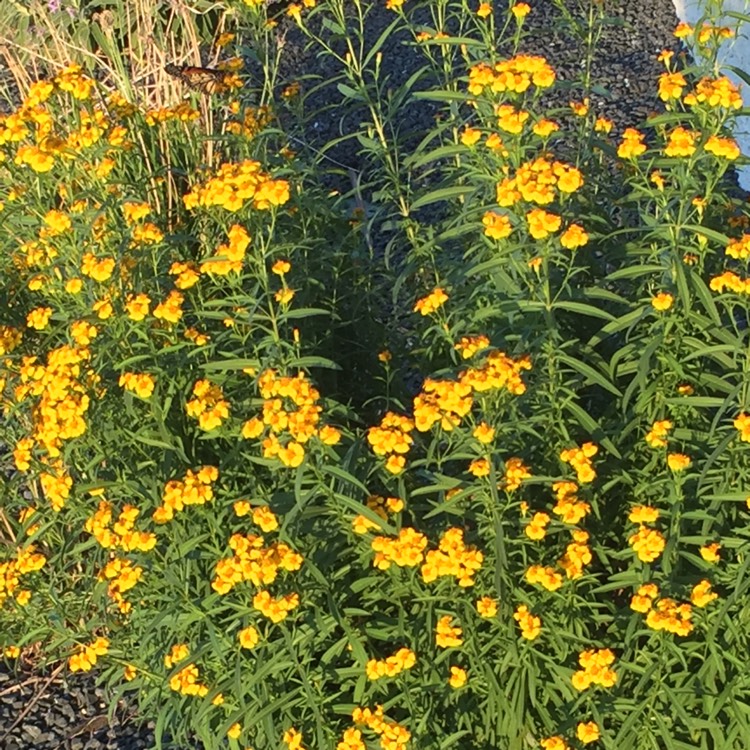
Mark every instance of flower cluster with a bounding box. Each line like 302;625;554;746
645;419;673;448
200;224;251;276
551;481;590;524
646;597;693;637
558;530;593;579
164;644;209;696
352;495;403;534
371;528;428;569
119;372;155;399
98;557;143;614
435;615;463;648
351;705;411;750
84;500;156;552
631;580;713;636
525;565;563;592
467;55;555;96
525;511;550;540
226;103;273;139
502;457;532;490
212;532;303;599
365;647;416;680
684;76;743;110
68;636;109;673
559;442;598;483
495;157;584;208
183;160;290;212
459;350;531;394
617;128;648;159
421;528;483;586
571;649;617;691
0;545;46;609
710;270;750;295
243;369;341;468
153;466;219;523
12;344;93;472
367;411;415;474
253;590;301;623
144;102;200;126
185;379;230;431
413;378;473;431
513;604;541;639
413;287;448;316
628;518;665;563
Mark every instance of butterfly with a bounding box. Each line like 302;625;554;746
164;63;229;95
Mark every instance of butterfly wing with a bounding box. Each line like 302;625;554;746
165;64;228;95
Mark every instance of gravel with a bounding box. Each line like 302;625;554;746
1;0;688;747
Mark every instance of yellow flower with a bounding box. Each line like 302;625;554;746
414;287;448;316
252;506;278;532
664;126;697;158
272;259;291;275
576;721;600;744
533;119;559;138
477;2;492;18
734;413;750;442
645;419;673;448
482;211;512;240
628;526;665;563
651;292;674;311
461;126;482;145
228;723;242;740
513;604;541;640
239;626;260;649
540;737;569;750
468;458;490;477
123;664;137;681
569;98;589;117
435;615;463;648
511;2;530;19
27;307;53;330
667;453;691;472
628;505;659;524
283;728;305;750
472;422;495;444
699;543;721;564
691;579;718;607
275;288;295;305
526;209;561;240
242;417;265;439
658;71;687;100
449;665;467;688
560;223;589;249
476;596;498;618
617;128;647;159
119;372;156;399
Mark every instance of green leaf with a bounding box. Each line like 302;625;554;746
411;185;475;210
552;301;616;322
558;353;622;396
562;399;621;458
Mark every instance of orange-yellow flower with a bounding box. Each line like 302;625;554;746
651;292;674;311
577;721;600;744
448;665;467;688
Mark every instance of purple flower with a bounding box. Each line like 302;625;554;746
47;0;61;11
